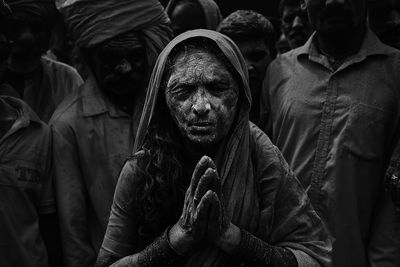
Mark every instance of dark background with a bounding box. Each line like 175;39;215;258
158;0;280;20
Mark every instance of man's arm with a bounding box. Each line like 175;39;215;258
367;188;400;267
51;121;95;267
39;128;63;267
259;64;274;138
40;213;63;267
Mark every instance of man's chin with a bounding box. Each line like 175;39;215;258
319;25;354;43
320;20;354;37
289;37;308;49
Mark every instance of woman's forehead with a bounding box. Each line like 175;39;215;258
167;47;234;83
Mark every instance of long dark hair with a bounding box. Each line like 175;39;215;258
132;37;241;246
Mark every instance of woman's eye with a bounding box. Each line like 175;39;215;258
211;86;228;94
171;85;193;95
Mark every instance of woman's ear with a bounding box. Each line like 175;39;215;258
300;0;307;10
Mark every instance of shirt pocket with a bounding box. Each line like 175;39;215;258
0;159;43;190
342;103;393;160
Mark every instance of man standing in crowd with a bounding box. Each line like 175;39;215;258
279;0;313;50
0;1;61;266
50;0;172;266
368;0;400;50
1;0;82;123
261;0;400;266
166;0;222;36
217;10;276;125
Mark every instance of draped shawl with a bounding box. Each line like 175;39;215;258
166;0;222;30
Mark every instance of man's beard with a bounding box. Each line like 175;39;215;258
103;74;144;97
318;5;356;41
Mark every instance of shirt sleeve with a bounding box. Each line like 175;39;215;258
259;62;274;138
38;126;56;215
38;125;56;214
100;159;143;257
51;120;95;267
258;144;332;267
367;185;400;267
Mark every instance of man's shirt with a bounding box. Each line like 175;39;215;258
0;96;55;267
261;29;400;266
50;75;143;267
1;56;83;123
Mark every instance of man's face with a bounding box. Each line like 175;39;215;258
304;0;367;36
281;5;313;48
165;49;239;147
91;37;146;97
369;0;400;49
235;38;271;97
8;18;48;64
170;2;205;36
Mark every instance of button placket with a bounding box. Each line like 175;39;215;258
309;74;338;213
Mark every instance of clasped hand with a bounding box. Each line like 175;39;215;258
168;156;229;254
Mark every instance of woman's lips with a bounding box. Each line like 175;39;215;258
189;122;214;132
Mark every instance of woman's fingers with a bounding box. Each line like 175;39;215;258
193;190;213;234
193;168;216;206
212;171;221;196
207;192;220;239
189;156;214;194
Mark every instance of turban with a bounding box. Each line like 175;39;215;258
6;0;56;23
166;0;222;30
0;0;11;17
57;0;173;50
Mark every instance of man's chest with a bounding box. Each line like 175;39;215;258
272;67;398;124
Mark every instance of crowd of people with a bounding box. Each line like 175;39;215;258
1;0;400;266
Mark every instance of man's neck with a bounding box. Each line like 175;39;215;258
0;98;17;121
317;24;366;60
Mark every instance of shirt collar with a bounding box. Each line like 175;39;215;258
2;95;42;125
296;27;393;69
0;96;43;144
81;74;129;118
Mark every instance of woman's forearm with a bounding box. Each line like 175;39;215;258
216;224;298;267
109;228;182;267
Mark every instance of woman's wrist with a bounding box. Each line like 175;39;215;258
214;223;241;253
168;223;194;255
136;227;183;266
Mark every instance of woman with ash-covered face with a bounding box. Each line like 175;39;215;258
96;30;331;267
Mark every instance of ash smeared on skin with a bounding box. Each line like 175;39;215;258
165;48;239;147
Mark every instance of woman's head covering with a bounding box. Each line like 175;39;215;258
57;0;173;53
0;0;11;28
0;0;11;16
6;0;56;23
166;0;222;30
134;29;250;153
